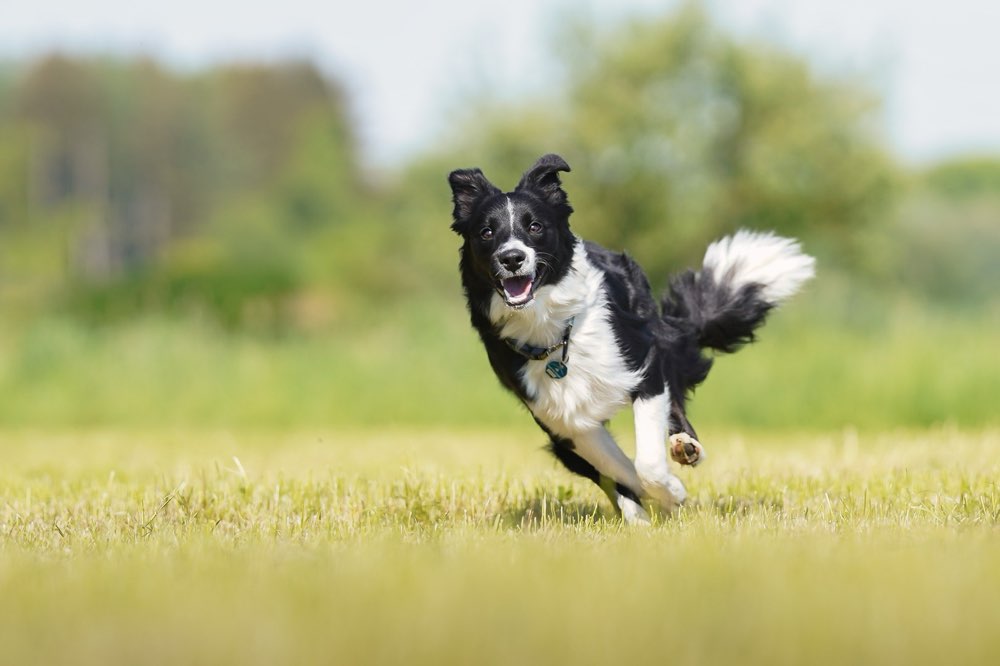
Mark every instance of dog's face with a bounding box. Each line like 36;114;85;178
448;154;576;309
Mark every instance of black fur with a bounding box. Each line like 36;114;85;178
663;270;775;354
451;155;577;404
448;154;795;512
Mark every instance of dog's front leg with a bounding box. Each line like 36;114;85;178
569;427;651;525
633;392;687;512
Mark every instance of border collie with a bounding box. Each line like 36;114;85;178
448;154;814;524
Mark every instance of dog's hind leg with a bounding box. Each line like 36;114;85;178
632;392;688;512
668;397;706;467
543;426;651;524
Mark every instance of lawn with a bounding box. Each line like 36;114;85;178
2;427;999;665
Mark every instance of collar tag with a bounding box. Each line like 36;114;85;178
545;360;569;379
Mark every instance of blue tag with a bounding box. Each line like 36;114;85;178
545;360;568;379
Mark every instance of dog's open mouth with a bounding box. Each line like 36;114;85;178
500;275;535;308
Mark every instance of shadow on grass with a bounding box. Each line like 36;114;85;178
499;493;789;529
501;495;613;529
367;478;788;531
695;495;786;518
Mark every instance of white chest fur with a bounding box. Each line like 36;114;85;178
490;241;643;437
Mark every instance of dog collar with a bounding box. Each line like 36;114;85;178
502;316;576;379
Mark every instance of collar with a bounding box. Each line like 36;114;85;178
502;316;576;362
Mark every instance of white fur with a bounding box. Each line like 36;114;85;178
633;392;686;510
571;427;643;490
506;197;516;233
703;230;815;304
490;241;643;435
633;392;669;473
497;238;536;274
617;494;651;525
490;241;684;517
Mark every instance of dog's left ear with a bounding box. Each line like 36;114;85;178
515;154;572;211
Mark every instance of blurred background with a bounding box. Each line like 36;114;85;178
0;0;996;431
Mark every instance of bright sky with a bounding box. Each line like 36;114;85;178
2;0;999;167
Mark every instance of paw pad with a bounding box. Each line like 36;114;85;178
669;433;704;466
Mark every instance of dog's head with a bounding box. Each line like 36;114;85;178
448;154;577;309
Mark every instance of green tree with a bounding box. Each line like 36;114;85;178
438;4;898;285
923;156;1000;199
0;55;363;326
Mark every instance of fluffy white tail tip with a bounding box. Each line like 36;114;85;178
703;230;816;304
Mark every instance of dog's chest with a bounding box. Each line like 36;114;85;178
491;247;643;436
517;310;640;436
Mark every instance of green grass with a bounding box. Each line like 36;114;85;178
1;297;997;430
3;427;1000;665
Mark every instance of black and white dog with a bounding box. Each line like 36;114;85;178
448;154;814;524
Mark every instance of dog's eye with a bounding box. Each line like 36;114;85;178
480;227;494;240
528;221;543;235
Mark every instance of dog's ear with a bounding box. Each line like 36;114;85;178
515;154;572;211
448;168;500;234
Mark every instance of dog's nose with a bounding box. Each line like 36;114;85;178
498;248;526;272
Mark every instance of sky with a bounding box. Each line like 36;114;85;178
1;0;998;167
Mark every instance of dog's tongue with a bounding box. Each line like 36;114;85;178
503;276;532;299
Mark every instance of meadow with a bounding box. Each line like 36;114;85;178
1;290;997;430
2;285;999;665
2;426;1000;665
3;14;1000;665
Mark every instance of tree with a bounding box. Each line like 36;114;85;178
438;4;898;285
0;55;364;326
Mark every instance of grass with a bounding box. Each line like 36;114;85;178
3;426;1000;665
1;297;998;430
1;289;997;663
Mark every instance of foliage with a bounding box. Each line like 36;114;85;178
435;4;898;285
885;192;1000;306
0;4;902;322
922;155;1000;199
0;6;996;431
0;55;360;326
0;295;996;430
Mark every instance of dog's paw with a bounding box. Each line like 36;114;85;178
635;464;687;513
669;432;705;467
617;495;652;526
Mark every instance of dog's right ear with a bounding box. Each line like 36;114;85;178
448;168;500;234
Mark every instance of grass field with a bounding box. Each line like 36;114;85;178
3;426;1000;665
1;298;997;430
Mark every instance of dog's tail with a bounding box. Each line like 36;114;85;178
662;230;815;354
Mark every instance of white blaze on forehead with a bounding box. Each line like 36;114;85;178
506;197;516;233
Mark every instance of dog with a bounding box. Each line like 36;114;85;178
448;154;815;524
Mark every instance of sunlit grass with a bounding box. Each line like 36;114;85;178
2;427;999;664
